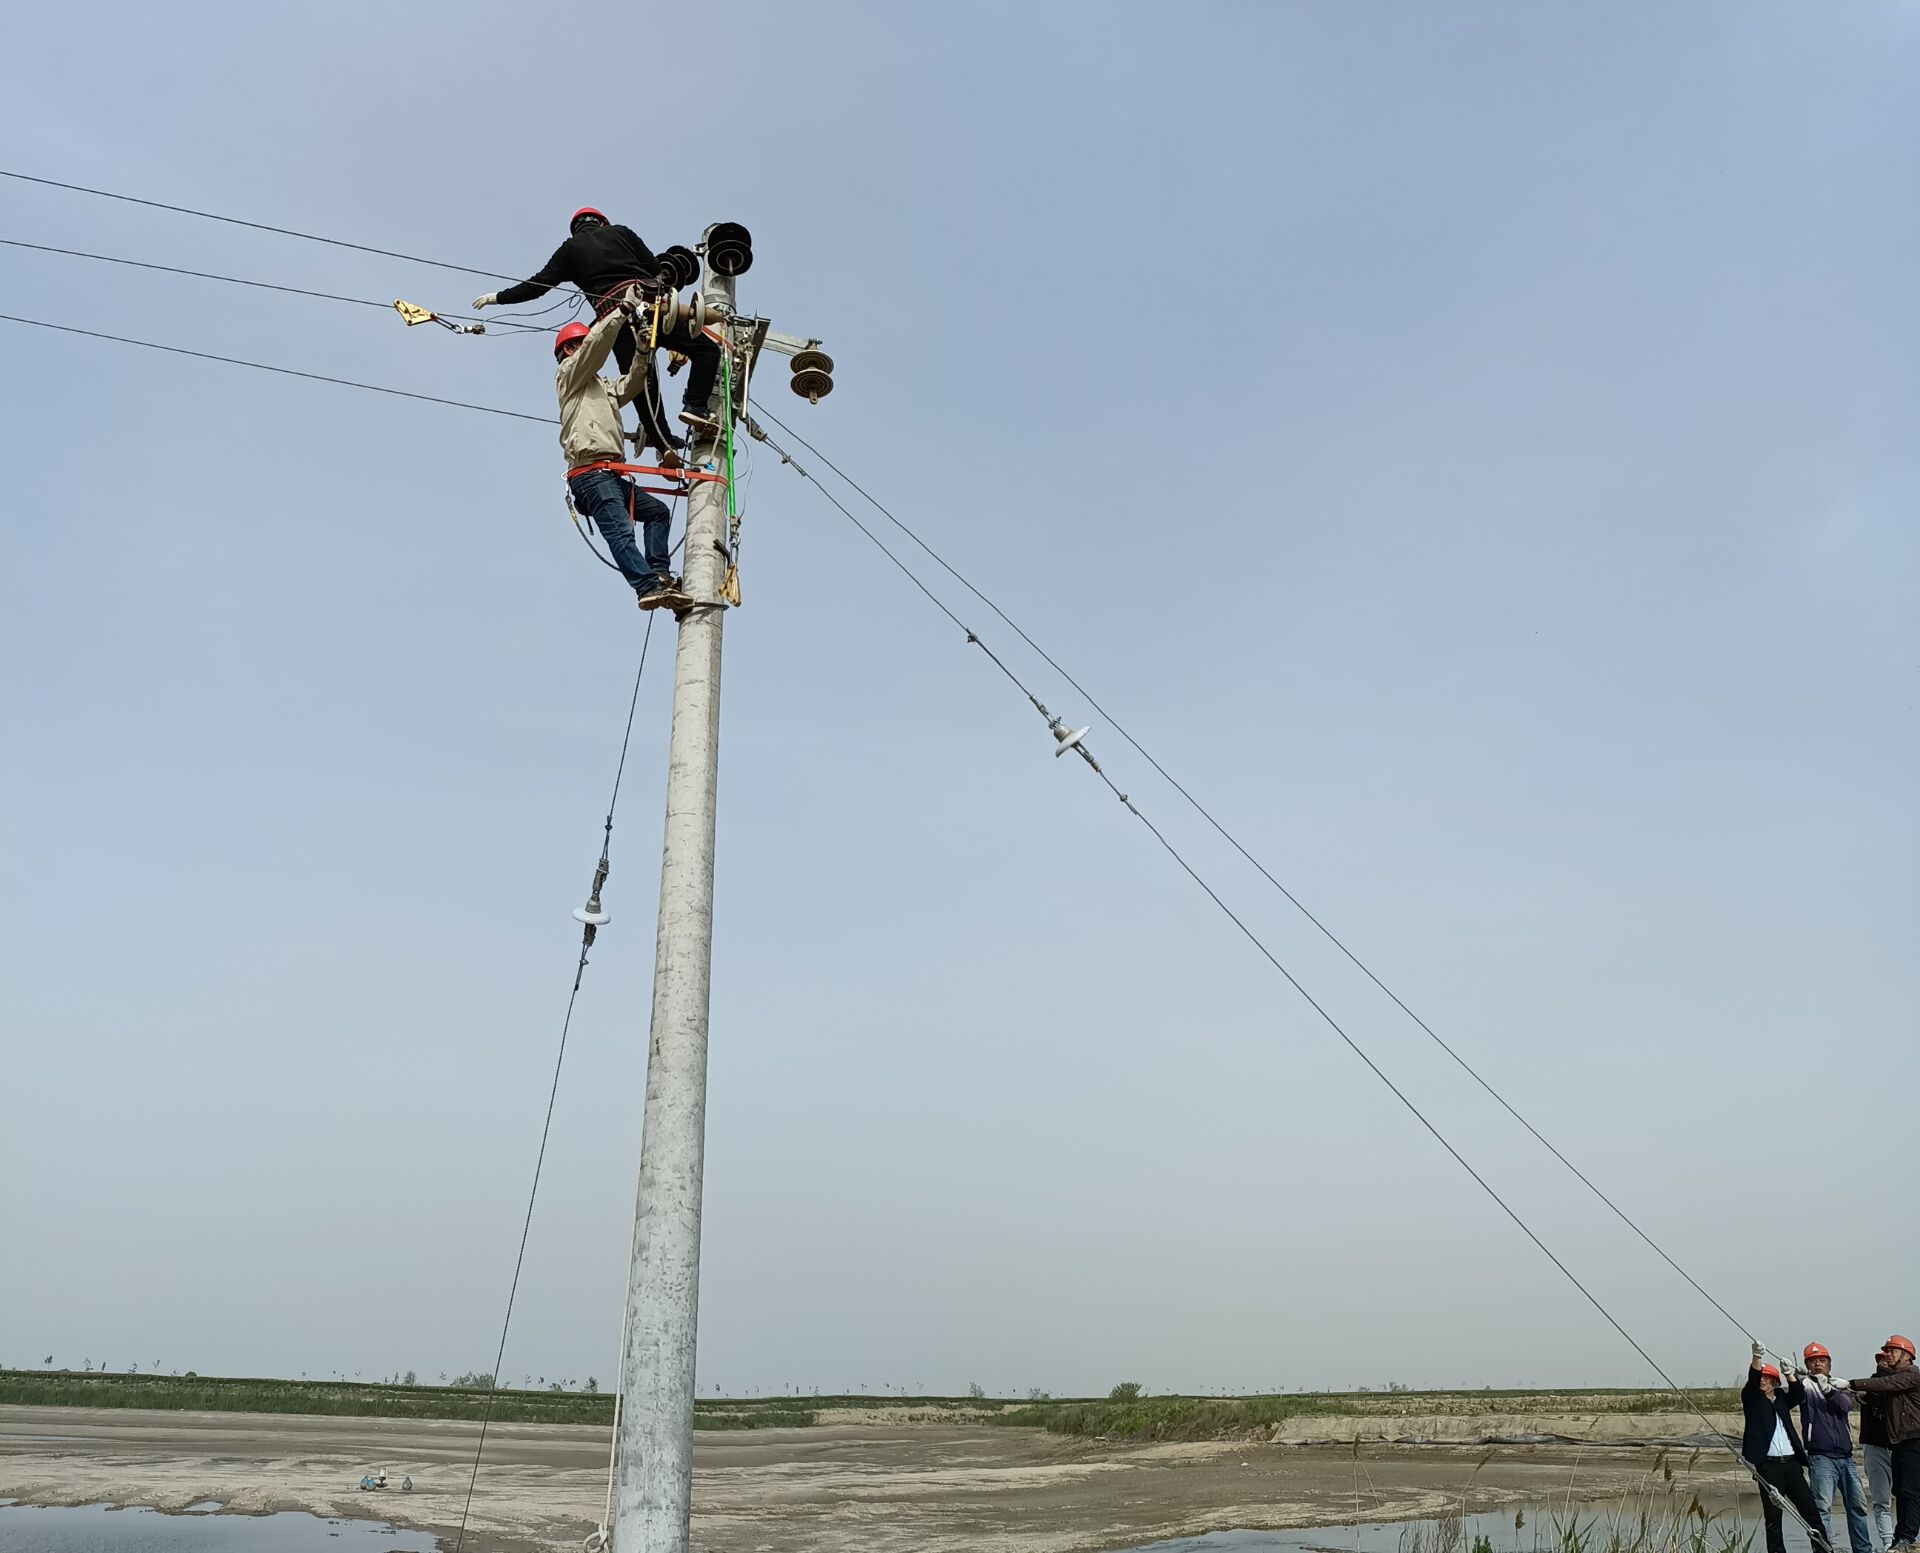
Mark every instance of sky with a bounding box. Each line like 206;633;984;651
1;2;1914;1399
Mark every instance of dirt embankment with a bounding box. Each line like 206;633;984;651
0;1404;1760;1553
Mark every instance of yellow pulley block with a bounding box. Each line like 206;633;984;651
394;299;485;335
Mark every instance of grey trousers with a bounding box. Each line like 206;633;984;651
1864;1444;1894;1552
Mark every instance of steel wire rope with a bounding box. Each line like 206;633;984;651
745;418;1828;1532
0;238;558;332
4;312;693;586
0;314;557;421
0;168;526;282
747;403;1762;1349
451;614;659;1553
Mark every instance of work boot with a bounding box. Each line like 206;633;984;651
678;408;721;439
637;578;693;612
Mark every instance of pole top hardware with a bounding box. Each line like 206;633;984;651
704;222;753;277
655;245;700;291
789;348;833;403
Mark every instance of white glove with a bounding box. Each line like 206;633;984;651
1781;1364;1798;1384
1753;1342;1767;1361
471;293;498;310
1805;1373;1829;1395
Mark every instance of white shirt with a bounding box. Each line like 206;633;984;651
1768;1415;1795;1457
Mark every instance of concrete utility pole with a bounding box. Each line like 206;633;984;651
609;239;735;1553
609;225;828;1553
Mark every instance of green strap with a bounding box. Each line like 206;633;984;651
720;344;736;519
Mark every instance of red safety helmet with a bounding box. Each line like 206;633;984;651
1803;1343;1830;1361
1889;1335;1917;1359
570;206;608;234
553;321;592;359
1758;1364;1781;1380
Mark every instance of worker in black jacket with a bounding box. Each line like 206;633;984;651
1745;1342;1834;1553
473;206;721;441
1851;1335;1920;1552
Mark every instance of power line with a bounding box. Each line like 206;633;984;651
0;314;555;423
0;168;524;283
0;238;554;333
747;415;1805;1519
749;403;1759;1346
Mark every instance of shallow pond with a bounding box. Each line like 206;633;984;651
0;1503;437;1552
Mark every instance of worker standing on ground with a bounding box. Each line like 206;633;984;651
1851;1337;1920;1553
1744;1343;1834;1553
1802;1343;1873;1553
473;207;722;441
1864;1343;1899;1552
553;302;689;612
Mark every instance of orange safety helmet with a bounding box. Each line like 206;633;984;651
553;321;592;359
1759;1364;1781;1380
570;206;608;234
1803;1343;1830;1361
1888;1335;1917;1359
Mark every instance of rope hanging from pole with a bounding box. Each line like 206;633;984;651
448;618;659;1553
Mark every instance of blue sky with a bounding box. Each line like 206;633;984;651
2;2;1914;1396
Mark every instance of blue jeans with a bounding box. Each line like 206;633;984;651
568;468;671;596
1810;1453;1873;1553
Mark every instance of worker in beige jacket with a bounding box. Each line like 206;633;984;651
554;302;689;612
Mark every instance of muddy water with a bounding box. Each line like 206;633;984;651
0;1502;438;1552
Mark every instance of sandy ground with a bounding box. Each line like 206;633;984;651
0;1405;1763;1553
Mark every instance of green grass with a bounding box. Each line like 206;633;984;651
997;1393;1321;1439
0;1370;615;1424
991;1388;1742;1441
1408;1506;1753;1553
0;1372;1739;1439
0;1370;809;1428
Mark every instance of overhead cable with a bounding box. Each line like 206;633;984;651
749;403;1758;1347
746;414;1807;1519
0;168;523;282
0;314;555;423
0;238;553;333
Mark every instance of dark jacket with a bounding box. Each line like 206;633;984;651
1860;1365;1891;1448
1800;1381;1856;1457
1851;1366;1920;1447
1741;1368;1808;1465
496;224;662;310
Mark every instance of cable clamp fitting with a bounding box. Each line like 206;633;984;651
573;856;612;945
